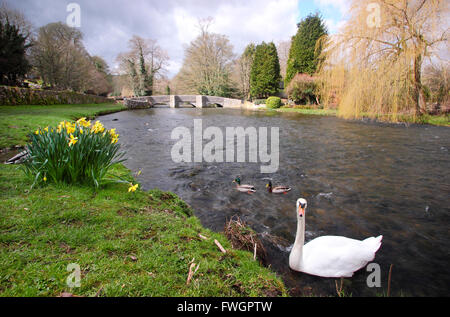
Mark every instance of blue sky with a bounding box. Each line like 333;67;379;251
298;0;348;34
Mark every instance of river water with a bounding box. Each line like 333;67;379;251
100;108;450;297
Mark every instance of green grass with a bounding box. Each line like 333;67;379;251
276;106;449;126
0;103;126;149
409;114;450;126
276;107;338;116
0;164;287;297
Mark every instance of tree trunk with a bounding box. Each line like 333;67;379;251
413;54;426;116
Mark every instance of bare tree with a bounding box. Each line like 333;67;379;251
117;36;169;96
175;18;235;97
30;22;91;91
86;56;113;96
0;2;33;42
277;40;291;80
234;43;255;100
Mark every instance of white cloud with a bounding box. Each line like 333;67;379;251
172;7;200;46
314;0;350;16
323;18;347;34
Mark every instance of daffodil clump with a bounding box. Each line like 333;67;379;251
23;118;125;188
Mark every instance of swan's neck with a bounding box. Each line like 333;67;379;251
293;217;305;261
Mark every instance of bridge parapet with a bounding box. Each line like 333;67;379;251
124;95;243;109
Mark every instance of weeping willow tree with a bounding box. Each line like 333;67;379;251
317;0;449;121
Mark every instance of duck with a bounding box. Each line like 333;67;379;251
233;177;256;194
266;180;291;194
289;198;383;278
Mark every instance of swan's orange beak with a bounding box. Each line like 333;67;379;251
298;206;305;217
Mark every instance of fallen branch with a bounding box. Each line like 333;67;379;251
214;239;227;254
186;262;200;285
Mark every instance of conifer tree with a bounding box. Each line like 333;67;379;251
285;13;327;86
0;20;30;85
250;42;281;99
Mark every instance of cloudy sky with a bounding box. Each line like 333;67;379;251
5;0;349;78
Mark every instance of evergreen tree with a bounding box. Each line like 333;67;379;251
250;42;281;99
0;20;30;85
285;13;327;86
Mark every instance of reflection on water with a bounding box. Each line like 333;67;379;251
100;108;450;296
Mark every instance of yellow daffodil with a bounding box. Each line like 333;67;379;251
91;121;105;134
68;134;78;147
44;127;49;133
79;127;84;134
43;176;47;182
111;135;119;144
34;130;40;135
76;117;91;128
66;122;76;134
128;183;139;193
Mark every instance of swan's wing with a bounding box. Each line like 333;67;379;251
302;236;382;278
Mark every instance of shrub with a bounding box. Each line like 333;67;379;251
22;118;125;188
266;96;282;109
286;73;318;105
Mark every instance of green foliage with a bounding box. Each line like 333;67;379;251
0;20;31;85
266;96;282;109
137;46;153;96
285;13;328;86
250;42;281;99
21;119;125;188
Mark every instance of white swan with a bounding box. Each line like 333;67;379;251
289;198;383;278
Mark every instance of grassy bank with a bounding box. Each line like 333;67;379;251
0;164;287;296
0;103;287;296
275;107;338;116
275;106;449;126
0;103;126;149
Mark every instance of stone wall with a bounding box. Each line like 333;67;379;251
0;86;111;106
123;98;151;109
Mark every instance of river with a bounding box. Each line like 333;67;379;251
100;108;450;297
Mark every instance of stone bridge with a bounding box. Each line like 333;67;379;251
124;95;243;109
